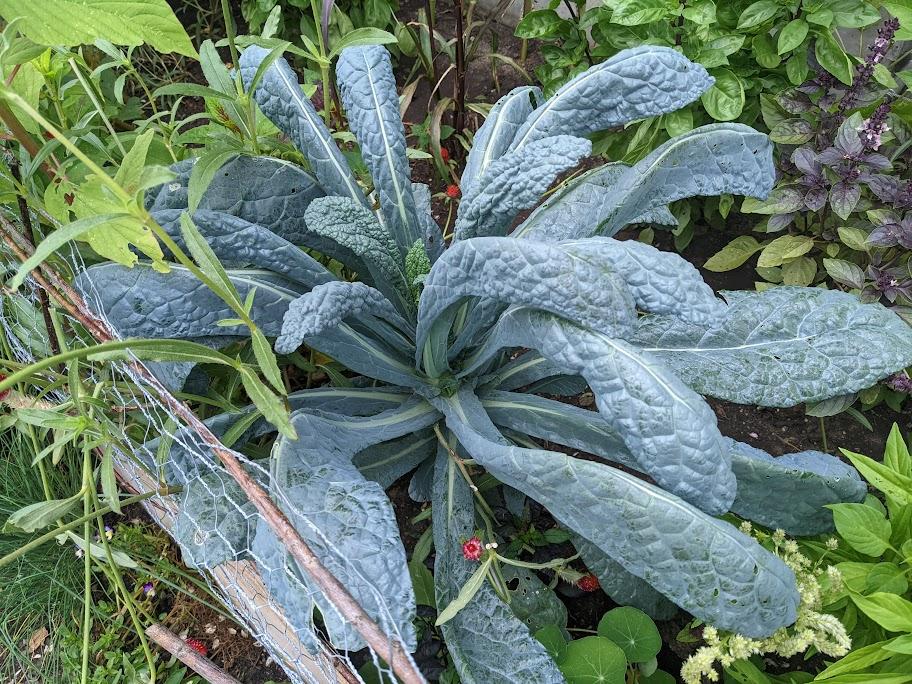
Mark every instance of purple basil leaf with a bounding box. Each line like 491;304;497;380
830;181;861;219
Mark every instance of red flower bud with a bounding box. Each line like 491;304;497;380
440;147;450;162
577;574;599;592
446;184;460;199
461;536;483;561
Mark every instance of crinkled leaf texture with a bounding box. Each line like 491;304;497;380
416;237;636;375
516;124;775;241
71;42;912;661
260;399;439;651
145;154;324;245
277;281;411;354
336;45;421;255
462;308;735;514
302;196;410;309
633;288;912;406
572;535;677;620
240;46;367;206
432;446;564;683
172;467;263;570
454;135;591;240
75;263;298;339
461;85;541;195
151;209;335;289
729;439;867;535
437;388;799;638
510;45;713;150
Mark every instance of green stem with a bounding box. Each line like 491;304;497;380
69;58;126;158
819;416;828;452
0;488;173;569
220;0;243;95
80;444;92;684
91;488;156;683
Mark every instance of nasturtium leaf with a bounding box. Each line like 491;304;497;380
597;607;662;663
535;624;568;662
558;636;627;684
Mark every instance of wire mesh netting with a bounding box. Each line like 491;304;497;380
0;199;419;683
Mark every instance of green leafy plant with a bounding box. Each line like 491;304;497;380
704;16;912;414
65;42;912;681
536;607;672;684
799;424;912;680
514;0;895;243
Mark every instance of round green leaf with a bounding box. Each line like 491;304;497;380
597;607;662;663
643;670;677;684
535;624;569;663
778;18;809;54
701;68;744;121
559;636;627;684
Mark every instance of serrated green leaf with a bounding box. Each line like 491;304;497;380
841;449;912;505
0;0;196;56
114;129;155;195
884;424;911;477
239;367;295;439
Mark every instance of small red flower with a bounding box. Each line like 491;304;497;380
461;536;483;561
185;637;208;657
440;147;450;162
446;184;460;199
577;574;599;592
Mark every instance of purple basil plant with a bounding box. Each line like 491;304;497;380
744;17;912;406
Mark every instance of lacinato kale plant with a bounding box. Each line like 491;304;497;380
76;44;912;681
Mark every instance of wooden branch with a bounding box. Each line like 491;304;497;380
0;216;426;684
146;624;242;684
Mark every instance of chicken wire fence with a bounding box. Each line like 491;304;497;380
0;201;418;684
